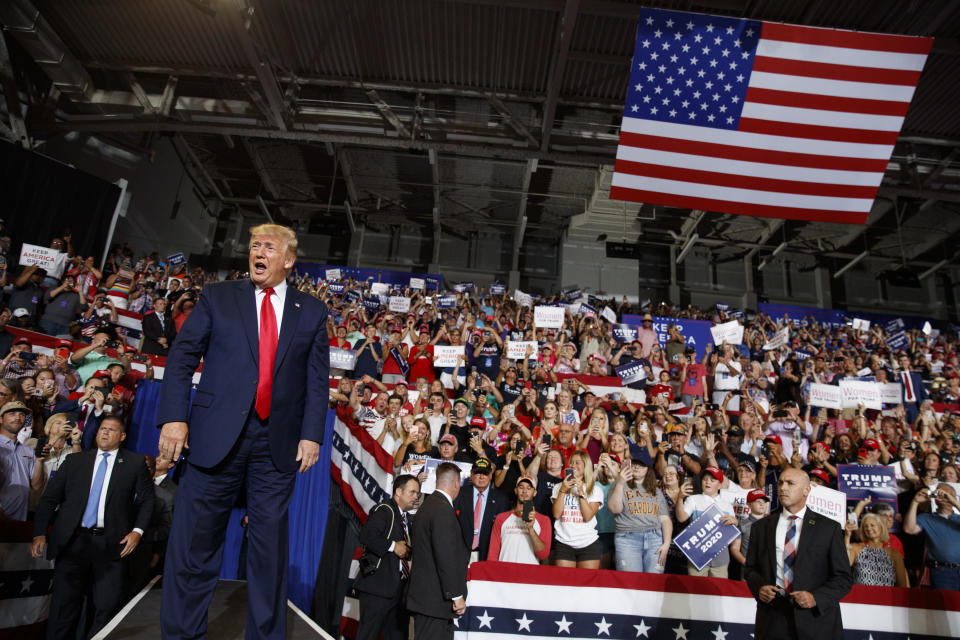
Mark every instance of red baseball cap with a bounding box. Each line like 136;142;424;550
809;469;831;484
811;441;829;452
91;369;113;379
747;489;770;503
702;466;724;482
394;380;408;388
469;417;487;429
438;434;457;445
861;438;880;451
763;435;783;446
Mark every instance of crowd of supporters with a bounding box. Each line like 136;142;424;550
1;228;959;594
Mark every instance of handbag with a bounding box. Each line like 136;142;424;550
358;503;395;577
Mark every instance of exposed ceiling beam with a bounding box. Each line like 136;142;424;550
487;94;538;147
411;91;425;140
229;0;289;131
512;158;537;271
52;119;616;166
335;145;360;206
241;137;280;199
540;0;580;151
0;119;17;144
744;219;784;260
122;72;156;115
158;75;178;117
0;32;29;146
907;211;960;261
365;89;411;138
878;186;960;203
174;134;224;201
429;148;442;217
0;0;94;102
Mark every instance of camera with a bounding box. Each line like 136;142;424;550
106;341;121;349
761;442;771;458
772;409;789;419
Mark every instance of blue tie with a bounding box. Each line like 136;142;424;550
82;453;110;528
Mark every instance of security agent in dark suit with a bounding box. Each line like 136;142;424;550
745;468;852;640
140;296;177;356
127;455;179;595
31;416;155;639
406;462;470;640
453;456;507;561
353;474;421;640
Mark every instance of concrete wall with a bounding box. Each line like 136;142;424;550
37;133;213;260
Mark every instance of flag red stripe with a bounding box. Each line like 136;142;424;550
466;561;960;611
330;463;369;524
608;186;869;224
752;56;922;87
335;407;394;473
761;22;934;55
738;118;899;145
617;132;888;173
614;159;880;199
745;87;910;117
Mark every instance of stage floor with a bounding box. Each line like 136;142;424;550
97;578;327;639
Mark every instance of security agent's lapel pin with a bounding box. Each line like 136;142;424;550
295;302;300;308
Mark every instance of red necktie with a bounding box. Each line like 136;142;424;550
255;288;278;420
473;491;484;549
902;372;914;402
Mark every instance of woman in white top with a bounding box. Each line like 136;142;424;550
555;389;579;426
551;450;604;569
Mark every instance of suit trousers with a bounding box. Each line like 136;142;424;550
357;586;409;640
412;613;455;640
755;595;799;640
47;529;125;640
161;413;296;640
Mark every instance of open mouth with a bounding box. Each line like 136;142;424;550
253;261;268;275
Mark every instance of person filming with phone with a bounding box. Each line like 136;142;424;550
487;474;551;564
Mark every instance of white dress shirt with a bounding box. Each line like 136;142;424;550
88;449;118;529
774;504;808;590
255;279;287;337
88;449;144;535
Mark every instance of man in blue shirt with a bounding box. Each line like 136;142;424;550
903;483;960;590
354;323;384;381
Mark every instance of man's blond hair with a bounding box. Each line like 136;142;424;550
249;224;298;257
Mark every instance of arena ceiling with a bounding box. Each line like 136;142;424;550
2;0;959;274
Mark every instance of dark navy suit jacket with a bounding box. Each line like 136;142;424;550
156;279;330;472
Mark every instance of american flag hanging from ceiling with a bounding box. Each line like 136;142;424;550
609;7;933;224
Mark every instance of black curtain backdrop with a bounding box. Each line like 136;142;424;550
313;483;363;635
0;140;120;268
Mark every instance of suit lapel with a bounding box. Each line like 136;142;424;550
80;450;96;501
765;510;780;577
273;288;302;374
103;449;125;509
795;509;819;574
236;280;259;364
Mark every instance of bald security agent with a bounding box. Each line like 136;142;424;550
744;468;852;640
406;462;470;640
156;224;329;640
